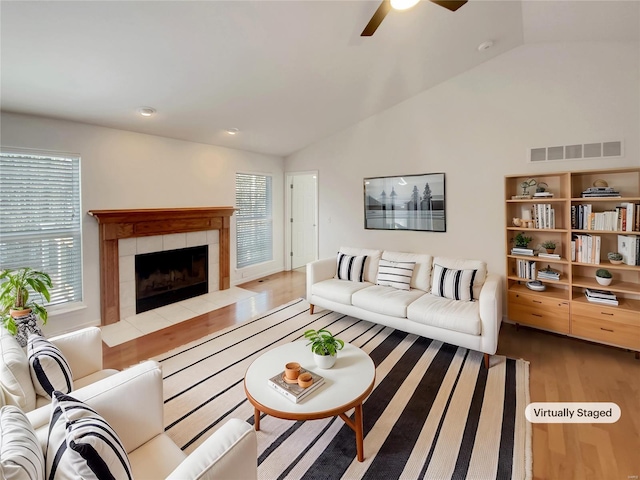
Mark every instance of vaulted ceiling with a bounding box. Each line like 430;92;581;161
1;1;638;156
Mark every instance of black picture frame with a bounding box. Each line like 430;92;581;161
363;173;446;232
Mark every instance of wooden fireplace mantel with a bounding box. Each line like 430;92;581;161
88;207;235;325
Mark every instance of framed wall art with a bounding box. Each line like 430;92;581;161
363;173;446;232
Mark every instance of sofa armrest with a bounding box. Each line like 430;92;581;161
306;257;336;301
50;326;104;380
478;273;503;355
166;418;257;480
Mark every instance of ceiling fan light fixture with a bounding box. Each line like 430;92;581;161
137;107;156;117
390;0;420;11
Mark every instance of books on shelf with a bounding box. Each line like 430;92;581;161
538;252;561;259
571;234;601;264
533;191;554;198
516;259;536;280
511;248;534;256
617;234;639;266
585;289;619;306
267;368;325;403
537;266;560;281
528;203;556;229
581;187;621;198
571;202;639;231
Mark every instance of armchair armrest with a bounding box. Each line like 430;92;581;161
50;326;104;380
166;418;257;480
306;257;336;301
478;273;503;355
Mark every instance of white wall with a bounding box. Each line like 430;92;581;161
285;42;640;280
0;113;285;335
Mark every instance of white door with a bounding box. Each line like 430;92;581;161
289;173;318;269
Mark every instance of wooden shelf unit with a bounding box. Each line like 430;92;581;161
505;167;640;355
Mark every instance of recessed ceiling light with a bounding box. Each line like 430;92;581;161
137;107;156;117
226;128;240;135
477;40;494;52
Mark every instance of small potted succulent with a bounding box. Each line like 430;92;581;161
541;240;556;254
514;233;533;248
607;252;624;265
304;328;345;369
595;268;613;286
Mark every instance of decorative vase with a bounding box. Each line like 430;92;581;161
609;259;623;265
10;310;43;347
596;276;612;286
546;248;555;254
313;352;337;369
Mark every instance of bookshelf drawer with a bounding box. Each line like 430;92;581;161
572;301;639;327
508;303;570;333
572;316;640;350
509;291;569;311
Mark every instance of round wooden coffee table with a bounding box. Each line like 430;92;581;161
244;341;375;462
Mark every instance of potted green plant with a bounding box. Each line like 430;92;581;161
0;267;52;345
514;233;533;248
607;252;624;265
541;240;556;254
595;268;612;286
303;328;345;369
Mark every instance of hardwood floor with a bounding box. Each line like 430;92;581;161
102;270;639;480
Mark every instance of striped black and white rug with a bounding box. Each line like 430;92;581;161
155;298;531;480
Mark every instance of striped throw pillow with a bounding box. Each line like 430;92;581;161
28;334;73;399
336;253;368;282
376;259;416;291
0;405;45;480
431;264;478;301
46;391;132;480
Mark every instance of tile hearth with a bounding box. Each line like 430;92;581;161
100;287;257;347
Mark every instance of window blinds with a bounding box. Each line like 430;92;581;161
0;152;83;306
235;173;273;269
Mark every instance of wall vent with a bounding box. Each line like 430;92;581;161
529;140;623;163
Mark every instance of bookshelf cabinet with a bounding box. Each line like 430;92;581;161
505;167;640;355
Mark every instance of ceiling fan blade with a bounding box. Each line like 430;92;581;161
361;0;391;37
429;0;467;12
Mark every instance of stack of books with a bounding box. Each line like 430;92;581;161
581;187;621;198
537;266;560;281
584;288;619;306
511;247;534;256
268;368;325;403
618;234;640;266
538;252;561;259
533;191;554;198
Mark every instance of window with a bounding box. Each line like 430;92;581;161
235;173;273;269
0;150;83;308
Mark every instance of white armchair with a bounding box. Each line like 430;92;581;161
0;326;118;412
26;360;257;480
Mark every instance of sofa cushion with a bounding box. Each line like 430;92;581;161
381;251;433;291
352;285;425;318
0;405;45;480
376;259;415;291
311;279;372;306
335;253;368;282
339;247;382;283
433;256;487;300
406;294;481;335
0;330;36;412
431;264;477;301
46;391;132;480
28;334;73;400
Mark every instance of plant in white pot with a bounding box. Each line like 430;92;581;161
304;328;344;369
0;267;52;346
595;268;613;286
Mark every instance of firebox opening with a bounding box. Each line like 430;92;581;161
135;245;208;314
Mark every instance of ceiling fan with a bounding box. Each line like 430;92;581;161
361;0;467;37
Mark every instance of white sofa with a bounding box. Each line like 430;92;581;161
0;326;118;412
307;247;502;368
23;360;257;480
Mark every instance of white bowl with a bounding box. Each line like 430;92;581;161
596;276;612;286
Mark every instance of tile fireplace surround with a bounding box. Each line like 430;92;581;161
88;207;234;325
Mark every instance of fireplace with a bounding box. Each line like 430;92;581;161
135;246;208;314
